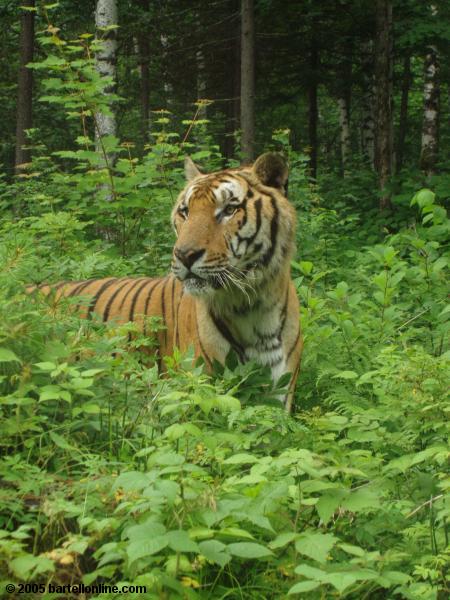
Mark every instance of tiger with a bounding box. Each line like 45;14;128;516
34;153;302;412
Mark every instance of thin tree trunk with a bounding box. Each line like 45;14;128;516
196;46;207;120
225;5;241;160
338;97;351;176
360;40;375;168
396;53;411;172
337;49;352;177
420;7;440;175
95;0;118;173
240;0;255;162
15;0;35;173
160;34;173;107
374;0;393;210
308;27;318;180
137;0;150;142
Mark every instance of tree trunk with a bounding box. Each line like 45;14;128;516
374;0;393;210
308;28;318;180
15;0;35;173
360;40;375;168
338;97;351;176
196;46;207;120
420;8;440;175
160;34;173;108
337;49;352;177
396;53;411;172
240;0;255;162
95;0;118;173
225;3;240;160
137;0;151;142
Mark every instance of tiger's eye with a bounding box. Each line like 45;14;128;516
178;206;188;219
223;205;236;216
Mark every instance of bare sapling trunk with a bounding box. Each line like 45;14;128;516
240;0;255;162
360;40;375;168
396;53;411;172
95;0;118;176
161;34;173;108
196;45;207;120
374;0;393;210
337;39;352;177
338;97;351;176
420;6;440;175
15;0;35;173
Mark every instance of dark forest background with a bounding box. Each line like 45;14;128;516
0;2;448;599
3;0;450;201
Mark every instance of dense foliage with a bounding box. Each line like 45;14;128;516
0;3;449;600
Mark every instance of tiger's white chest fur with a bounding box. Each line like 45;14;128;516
202;288;290;386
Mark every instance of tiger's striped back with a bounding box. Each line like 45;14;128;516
36;276;201;362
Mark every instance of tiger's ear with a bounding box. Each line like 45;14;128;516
184;157;202;181
252;152;288;192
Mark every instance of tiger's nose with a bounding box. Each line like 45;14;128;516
174;247;205;269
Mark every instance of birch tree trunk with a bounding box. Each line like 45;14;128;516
374;0;393;210
15;0;35;173
137;0;151;142
396;54;412;172
240;0;255;162
360;40;375;168
420;6;440;175
95;0;118;172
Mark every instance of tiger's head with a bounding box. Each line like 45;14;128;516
171;152;296;298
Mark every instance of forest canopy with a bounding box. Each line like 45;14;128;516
0;1;449;599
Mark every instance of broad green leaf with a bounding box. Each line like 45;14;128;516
198;540;231;568
412;188;435;208
223;453;259;465
126;521;166;541
49;431;76;451
339;543;365;557
269;532;297;549
127;536;168;563
294;564;327;579
325;569;378;593
316;493;341;523
165;423;187;440
39;386;64;402
112;471;150;492
0;348;22;363
227;542;273;559
288;580;321;594
295;531;338;564
34;361;57;370
10;555;54;579
217;528;255;541
342;488;380;513
167;530;199;553
215;394;240;413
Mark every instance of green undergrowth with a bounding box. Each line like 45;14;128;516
0;25;449;598
0;174;448;599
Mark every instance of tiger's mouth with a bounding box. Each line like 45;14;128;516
180;272;225;295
